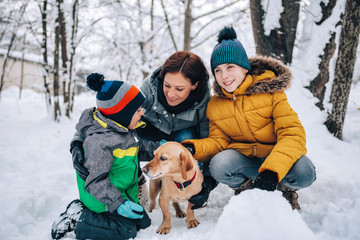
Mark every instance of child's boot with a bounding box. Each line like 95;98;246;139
51;199;84;239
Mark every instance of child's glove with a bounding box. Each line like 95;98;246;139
117;200;144;219
253;170;278;191
70;140;89;180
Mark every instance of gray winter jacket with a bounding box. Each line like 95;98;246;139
140;67;210;138
75;108;160;213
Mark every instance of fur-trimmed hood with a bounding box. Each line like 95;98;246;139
212;56;292;96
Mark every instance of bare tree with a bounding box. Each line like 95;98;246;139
0;2;28;98
54;0;62;121
183;0;242;51
305;0;339;110
324;0;360;139
250;0;300;64
58;0;69;106
19;34;25;99
183;0;193;51
39;0;52;112
161;0;178;51
68;0;80;114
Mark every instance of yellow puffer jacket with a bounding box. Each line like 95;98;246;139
183;56;306;181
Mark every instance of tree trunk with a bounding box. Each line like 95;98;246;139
137;0;148;80
250;0;267;56
68;0;79;114
306;32;337;110
58;0;69;109
183;0;193;51
250;0;300;64
306;0;338;110
19;46;24;99
0;3;27;99
54;0;62;121
324;0;360;139
40;0;52;111
161;0;178;51
280;0;300;64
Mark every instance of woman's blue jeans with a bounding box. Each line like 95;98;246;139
171;127;198;142
209;149;316;190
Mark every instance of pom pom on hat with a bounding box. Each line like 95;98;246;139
217;26;237;43
87;73;105;92
210;26;251;73
86;73;145;128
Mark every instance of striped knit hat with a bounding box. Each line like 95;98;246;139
86;73;145;128
210;26;251;74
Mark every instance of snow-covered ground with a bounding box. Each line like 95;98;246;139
0;71;359;239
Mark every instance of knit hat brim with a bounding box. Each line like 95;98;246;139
210;33;251;74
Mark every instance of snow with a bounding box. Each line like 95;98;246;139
1;1;360;236
261;0;283;36
1;67;360;240
211;190;316;240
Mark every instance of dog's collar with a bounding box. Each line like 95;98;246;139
173;171;197;191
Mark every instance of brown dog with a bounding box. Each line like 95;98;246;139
142;141;204;234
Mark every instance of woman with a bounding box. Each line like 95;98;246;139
70;51;211;208
136;51;210;142
183;26;316;210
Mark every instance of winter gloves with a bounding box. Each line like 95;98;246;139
253;170;278;191
70;140;89;180
189;175;218;209
182;143;195;155
117;200;144;219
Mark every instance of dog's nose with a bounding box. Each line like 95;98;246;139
142;167;149;174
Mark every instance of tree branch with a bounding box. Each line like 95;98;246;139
161;0;178;51
193;0;240;21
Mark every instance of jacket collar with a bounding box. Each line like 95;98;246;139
93;109;145;132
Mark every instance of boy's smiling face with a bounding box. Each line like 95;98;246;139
128;107;144;129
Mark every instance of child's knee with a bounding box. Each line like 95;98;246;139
136;210;151;230
116;225;137;239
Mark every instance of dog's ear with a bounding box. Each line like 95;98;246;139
180;150;194;180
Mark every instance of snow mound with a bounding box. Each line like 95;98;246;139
211;189;316;240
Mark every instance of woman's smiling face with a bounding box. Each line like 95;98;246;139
163;72;198;106
214;63;248;93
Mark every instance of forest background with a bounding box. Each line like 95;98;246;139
0;1;360;239
1;0;359;139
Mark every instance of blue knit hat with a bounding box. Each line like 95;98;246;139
86;73;145;128
210;26;251;74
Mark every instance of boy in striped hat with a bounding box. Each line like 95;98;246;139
52;73;160;240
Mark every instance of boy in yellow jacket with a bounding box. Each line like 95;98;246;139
184;26;316;210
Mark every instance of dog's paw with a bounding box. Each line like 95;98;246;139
157;223;171;235
176;210;186;218
187;219;200;228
